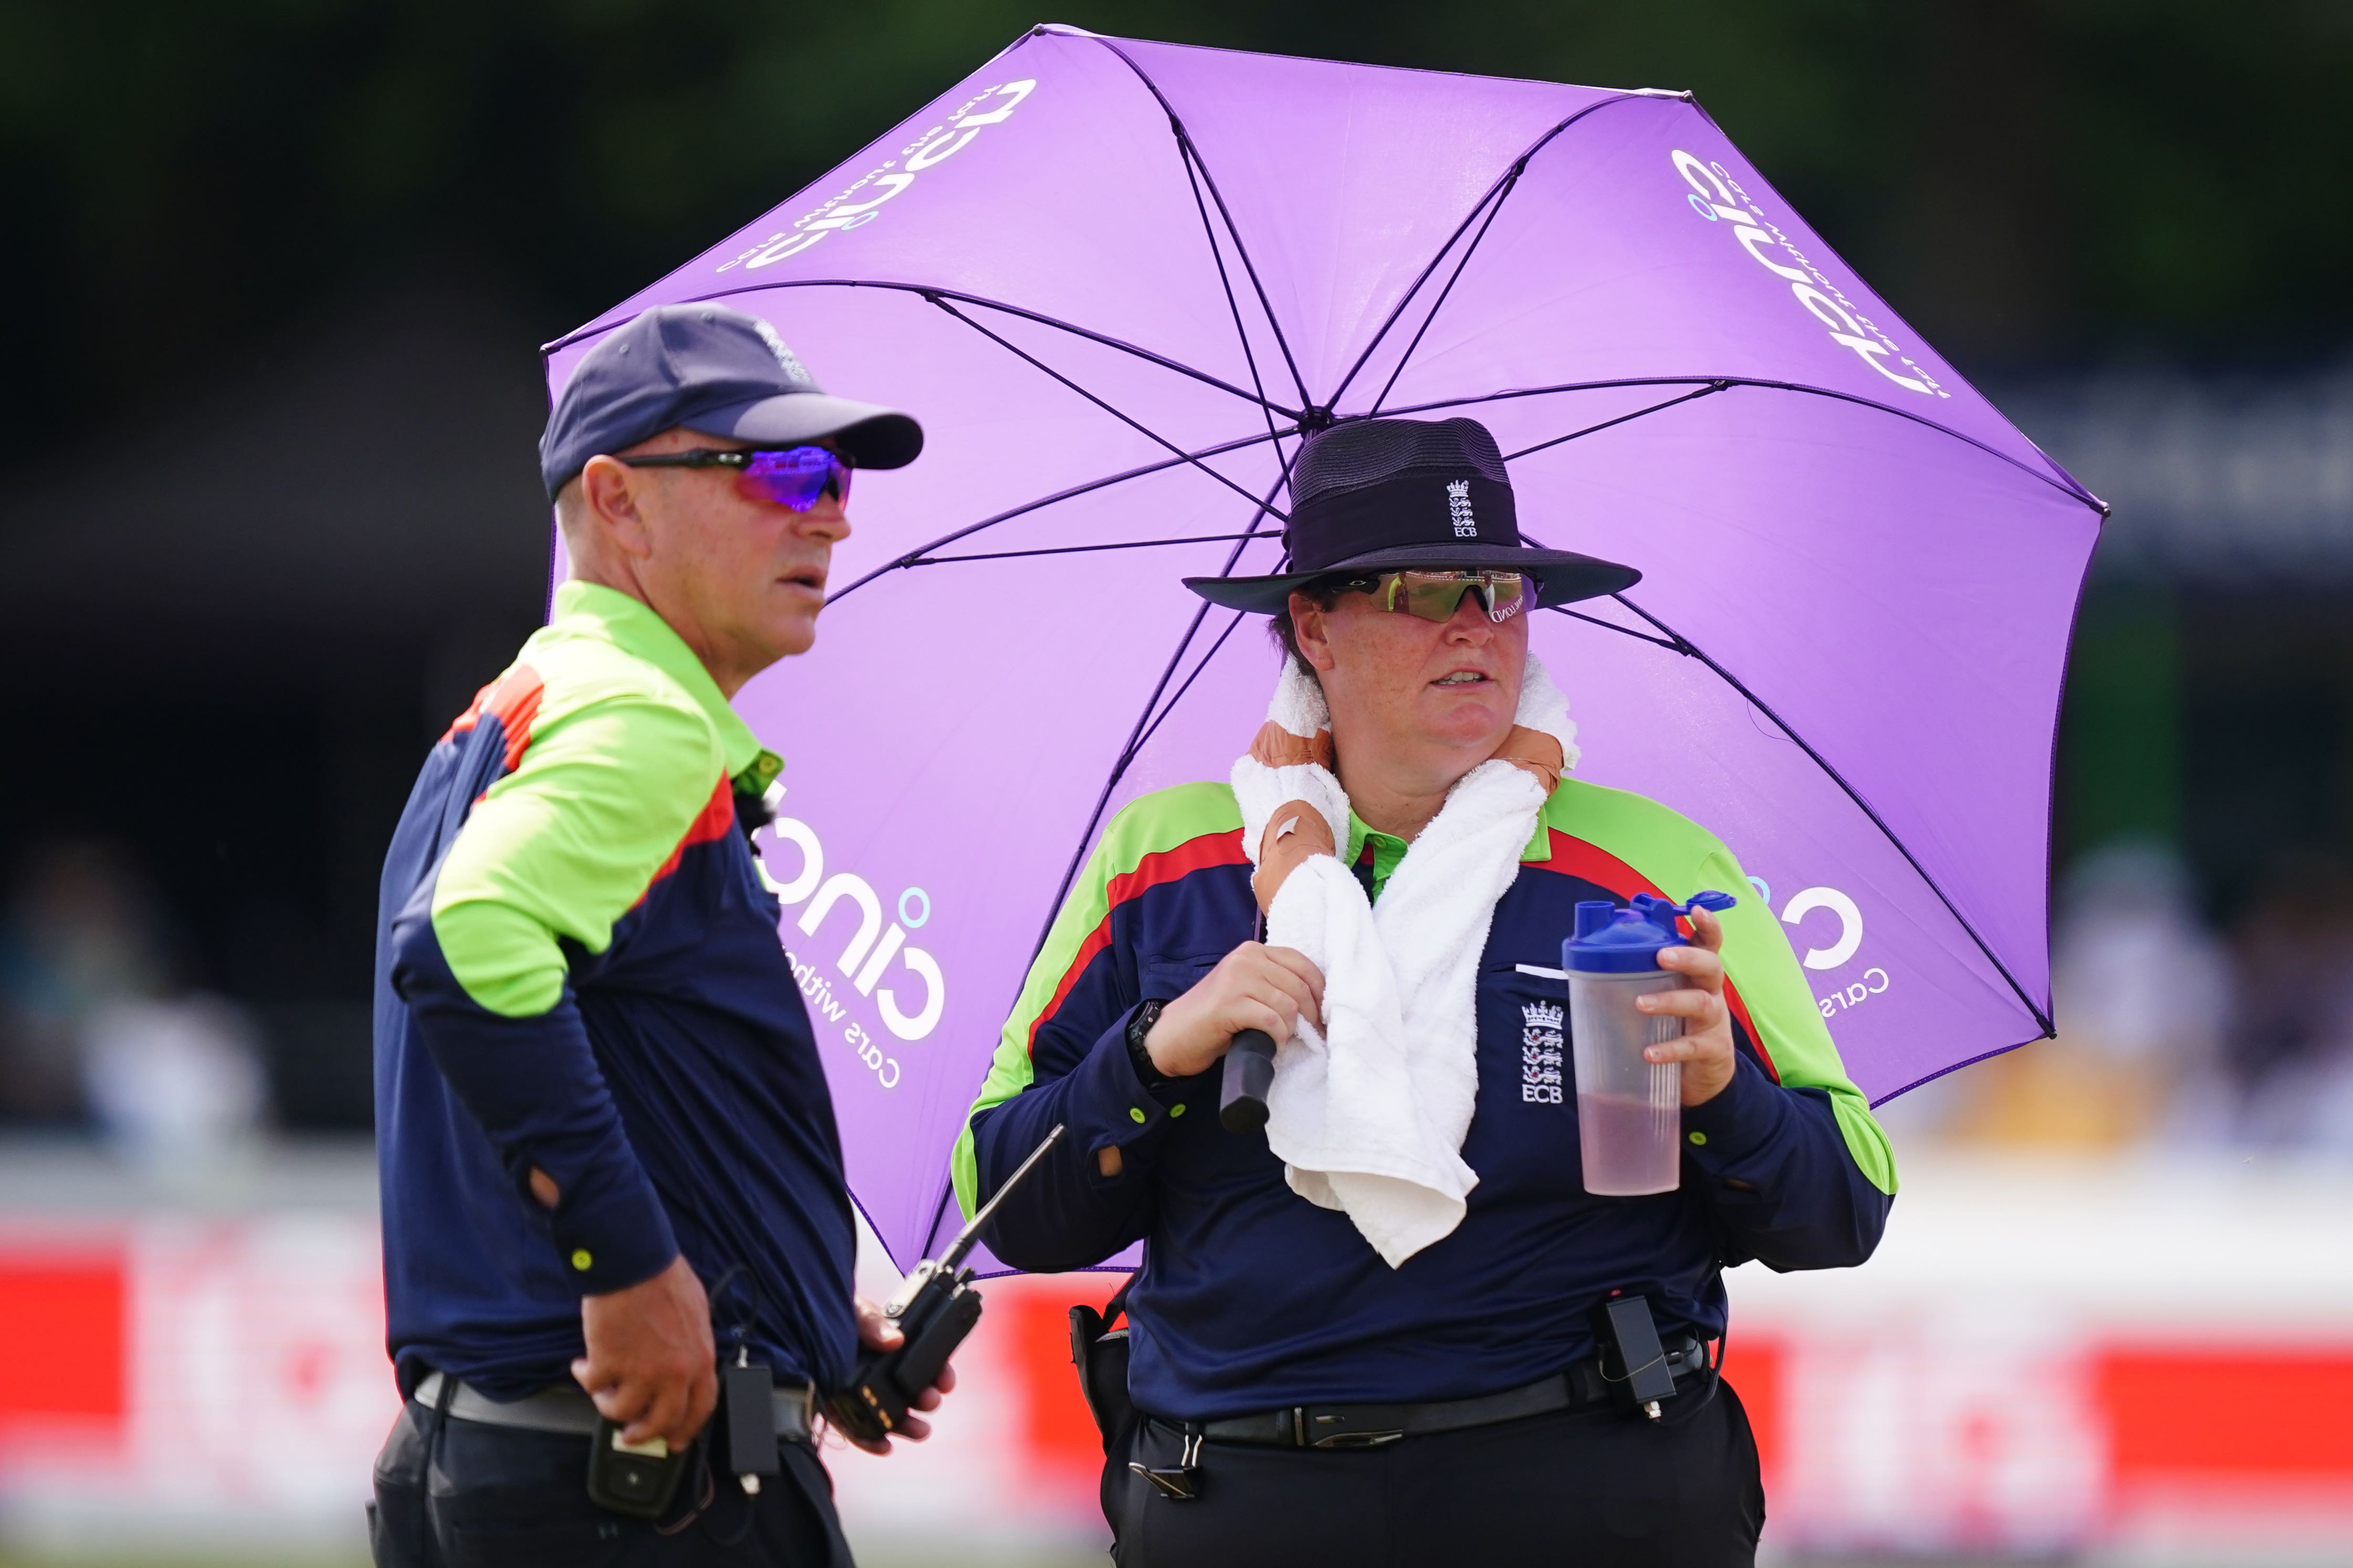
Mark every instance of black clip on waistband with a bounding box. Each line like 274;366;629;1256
1130;1425;1205;1501
1597;1295;1683;1421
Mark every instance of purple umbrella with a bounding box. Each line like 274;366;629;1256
545;26;2104;1270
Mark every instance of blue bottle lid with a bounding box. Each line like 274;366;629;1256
1561;891;1737;974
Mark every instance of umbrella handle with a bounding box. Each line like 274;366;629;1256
1218;1029;1278;1134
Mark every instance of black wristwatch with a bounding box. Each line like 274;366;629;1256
1126;999;1172;1090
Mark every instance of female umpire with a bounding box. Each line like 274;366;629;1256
955;416;1895;1566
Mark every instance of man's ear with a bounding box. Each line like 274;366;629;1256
1290;592;1340;673
577;455;656;561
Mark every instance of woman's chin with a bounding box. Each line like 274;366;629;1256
1419;700;1515;750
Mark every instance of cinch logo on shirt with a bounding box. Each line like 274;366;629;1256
1448;478;1478;538
1521;999;1564;1104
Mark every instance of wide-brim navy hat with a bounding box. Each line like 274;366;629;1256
540;304;923;498
1184;416;1638;613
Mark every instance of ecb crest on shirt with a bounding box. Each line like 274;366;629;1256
1521;999;1565;1105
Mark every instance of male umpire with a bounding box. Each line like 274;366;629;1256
369;304;940;1564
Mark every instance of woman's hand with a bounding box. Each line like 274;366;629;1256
1143;943;1325;1078
841;1294;957;1455
1637;906;1738;1106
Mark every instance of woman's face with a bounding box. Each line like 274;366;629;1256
1292;583;1529;791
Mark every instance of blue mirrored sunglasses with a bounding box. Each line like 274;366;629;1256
616;445;851;511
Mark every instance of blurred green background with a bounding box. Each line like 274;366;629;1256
8;0;2349;419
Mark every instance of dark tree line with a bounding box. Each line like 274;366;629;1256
2;0;2345;448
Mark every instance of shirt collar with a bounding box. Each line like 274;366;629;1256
1342;808;1556;870
550;581;772;781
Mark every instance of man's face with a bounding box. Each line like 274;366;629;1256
1298;581;1529;766
592;427;850;682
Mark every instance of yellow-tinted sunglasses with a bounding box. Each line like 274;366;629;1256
1341;569;1529;624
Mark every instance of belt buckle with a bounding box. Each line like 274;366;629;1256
1307;1406;1406;1449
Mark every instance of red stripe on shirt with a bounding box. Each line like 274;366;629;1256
1028;829;1250;1057
1526;827;1778;1083
1528;828;1655;903
440;680;497;742
441;666;546;774
635;775;739;906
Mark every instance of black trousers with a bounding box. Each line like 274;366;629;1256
369;1396;854;1567
1105;1379;1765;1568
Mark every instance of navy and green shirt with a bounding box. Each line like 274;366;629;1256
374;582;854;1401
958;779;1895;1419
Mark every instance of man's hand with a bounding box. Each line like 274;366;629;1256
1638;906;1737;1106
842;1295;957;1455
1143;943;1325;1078
572;1255;717;1449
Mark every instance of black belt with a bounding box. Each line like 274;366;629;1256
1193;1333;1710;1449
410;1370;817;1444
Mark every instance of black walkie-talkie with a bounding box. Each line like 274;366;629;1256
828;1124;1066;1444
1219;911;1280;1133
1218;1029;1278;1132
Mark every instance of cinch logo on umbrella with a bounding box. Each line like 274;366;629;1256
717;80;1039;273
1767;881;1894;1022
1670;149;1950;402
764;815;946;1048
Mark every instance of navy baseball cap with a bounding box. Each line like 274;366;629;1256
540;304;924;499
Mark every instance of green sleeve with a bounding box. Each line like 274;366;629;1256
1546;782;1897;1196
951;782;1242;1219
430;697;722;1018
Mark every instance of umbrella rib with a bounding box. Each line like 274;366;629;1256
1129;608;1250;762
1364;166;1523;417
825;428;1289;604
1607;592;2055;1036
542;279;1293;419
1085;35;1312;409
1385;375;2106;514
909;532;1262;567
1177;129;1303;510
1543;604;1683;652
1868;1028;2055;1109
1324;93;1662;412
1030;594;1212;964
1029;475;1290;963
1503;381;1731;462
916;1178;959;1263
1307;87;2100;515
925;292;1298;524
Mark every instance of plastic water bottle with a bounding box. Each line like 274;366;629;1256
1562;891;1737;1196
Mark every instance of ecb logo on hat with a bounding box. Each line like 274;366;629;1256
1448;478;1478;539
750;318;814;390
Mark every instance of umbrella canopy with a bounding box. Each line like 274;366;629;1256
546;25;2105;1271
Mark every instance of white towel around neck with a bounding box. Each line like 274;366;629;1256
1229;657;1578;1266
